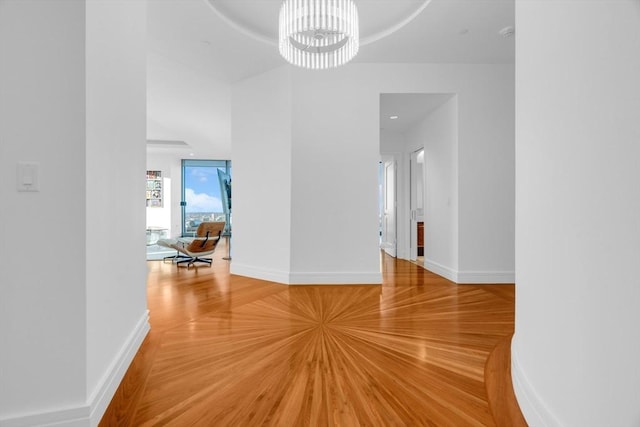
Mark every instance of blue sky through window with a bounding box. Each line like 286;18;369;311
184;166;223;213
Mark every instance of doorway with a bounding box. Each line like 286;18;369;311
380;92;455;265
410;148;425;263
380;158;397;257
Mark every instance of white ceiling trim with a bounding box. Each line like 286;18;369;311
203;0;277;46
361;0;432;45
203;0;433;47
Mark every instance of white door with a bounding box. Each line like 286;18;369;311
382;160;397;257
409;149;425;261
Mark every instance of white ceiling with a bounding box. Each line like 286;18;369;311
146;0;515;158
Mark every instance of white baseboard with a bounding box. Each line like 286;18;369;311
511;340;561;427
422;259;458;282
0;312;149;427
456;270;515;284
88;311;150;426
231;264;382;285
230;263;291;285
288;272;382;285
422;259;514;284
0;407;90;427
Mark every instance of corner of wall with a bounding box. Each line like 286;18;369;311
0;407;90;427
456;270;515;284
0;311;151;427
421;260;514;285
230;264;292;285
89;311;150;426
422;258;458;283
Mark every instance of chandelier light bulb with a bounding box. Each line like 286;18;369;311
279;0;360;70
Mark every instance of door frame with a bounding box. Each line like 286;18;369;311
380;157;397;257
409;148;425;261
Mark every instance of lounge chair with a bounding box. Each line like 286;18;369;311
157;221;225;267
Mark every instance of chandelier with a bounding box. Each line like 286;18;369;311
279;0;359;70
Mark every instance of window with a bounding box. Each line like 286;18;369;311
181;159;231;237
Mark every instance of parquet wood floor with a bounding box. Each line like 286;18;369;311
101;244;523;426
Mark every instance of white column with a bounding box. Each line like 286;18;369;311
513;1;640;426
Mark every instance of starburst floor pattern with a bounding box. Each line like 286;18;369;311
101;247;519;426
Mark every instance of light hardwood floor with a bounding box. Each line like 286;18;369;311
101;243;525;426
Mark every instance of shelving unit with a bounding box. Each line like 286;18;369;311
146;170;163;207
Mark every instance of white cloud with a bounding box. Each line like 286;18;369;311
190;169;215;183
185;188;222;212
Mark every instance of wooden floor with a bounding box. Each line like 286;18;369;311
101;244;525;426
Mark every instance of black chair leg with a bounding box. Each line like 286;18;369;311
188;257;212;268
163;252;191;263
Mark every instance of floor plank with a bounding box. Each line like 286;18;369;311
100;245;524;426
485;336;528;427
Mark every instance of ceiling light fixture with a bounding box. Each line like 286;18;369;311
279;0;359;70
390;115;399;120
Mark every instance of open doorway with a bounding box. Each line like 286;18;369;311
380;93;457;273
410;148;425;264
380;158;397;257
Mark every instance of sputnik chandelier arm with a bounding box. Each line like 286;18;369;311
279;0;359;70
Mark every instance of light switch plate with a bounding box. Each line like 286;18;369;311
17;161;39;192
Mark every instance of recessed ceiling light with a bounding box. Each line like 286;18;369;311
189;153;195;157
390;115;399;120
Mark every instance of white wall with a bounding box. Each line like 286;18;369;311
0;1;87;419
289;69;382;283
456;70;515;282
85;3;148;425
231;67;293;283
231;63;514;285
404;97;459;280
0;1;148;425
380;130;407;258
299;64;513;283
380;128;405;154
147;51;232;160
512;1;640;426
146;153;182;237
